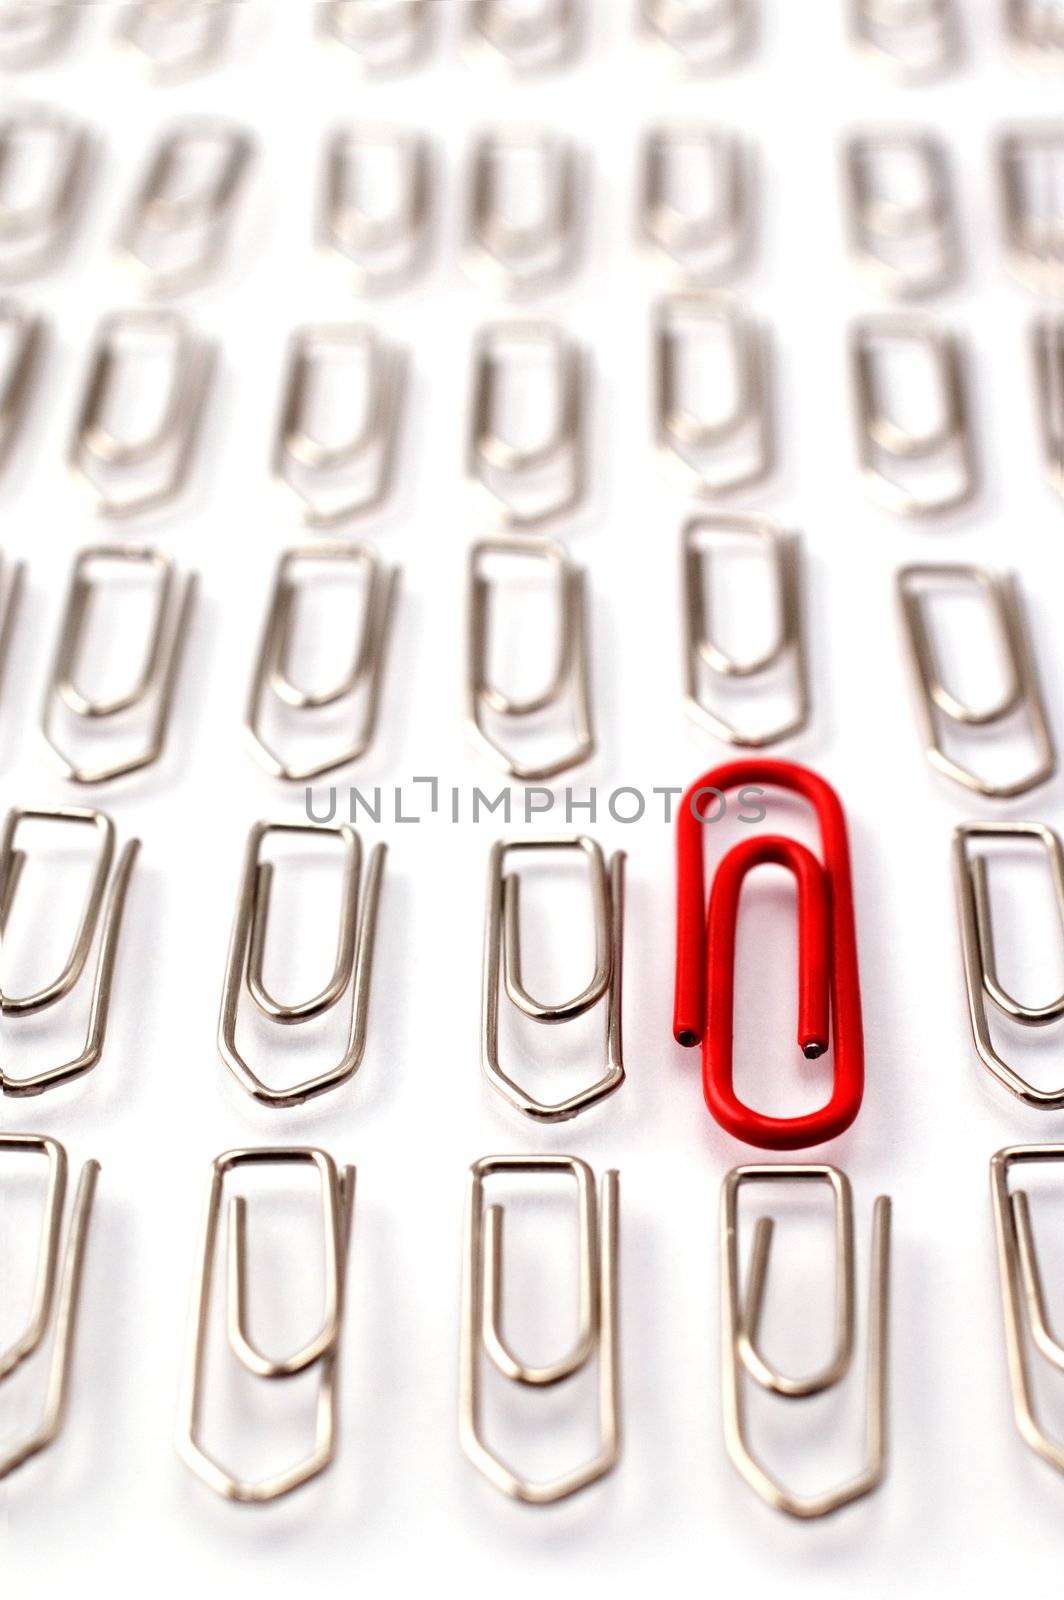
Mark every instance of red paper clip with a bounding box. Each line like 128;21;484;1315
674;760;864;1151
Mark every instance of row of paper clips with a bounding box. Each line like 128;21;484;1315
0;534;1059;792
8;756;1064;1126
9;1134;1064;1520
6;104;1064;303
3;1;1058;81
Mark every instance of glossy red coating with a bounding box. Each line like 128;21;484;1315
674;760;864;1150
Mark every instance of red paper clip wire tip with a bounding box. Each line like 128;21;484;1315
674;759;864;1151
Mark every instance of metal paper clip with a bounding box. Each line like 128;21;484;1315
482;838;625;1122
849;0;960;80
897;564;1056;800
245;543;399;782
0;807;139;1096
466;126;580;295
0;552;23;696
468;320;585;528
1006;0;1064;66
991;1146;1064;1477
1033;316;1064;500
319;125;432;292
682;513;809;749
69;309;215;519
218;823;385;1108
460;1155;620;1504
721;1165;891;1520
675;761;864;1150
178;1147;355;1502
42;545;197;786
0;2;77;68
317;0;433;74
640;0;754;73
0;300;44;475
273;324;404;527
0;106;92;284
844;130;958;299
0;1135;99;1483
116;0;233;82
655;293;772;497
955;825;1064;1108
850;314;975;517
467;536;595;783
1000;126;1064;296
467;0;580;72
641;124;751;287
116;117;254;296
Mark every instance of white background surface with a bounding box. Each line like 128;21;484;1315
3;0;1064;1594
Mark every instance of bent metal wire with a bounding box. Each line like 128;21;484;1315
843;129;958;300
482;837;625;1122
245;543;399;782
896;564;1056;800
991;1146;1064;1478
1006;0;1064;64
317;0;434;73
116;0;234;82
318;125;433;293
640;122;752;286
848;0;960;80
467;319;586;529
467;0;581;72
460;1155;620;1505
69;309;216;519
177;1147;355;1503
0;300;45;476
0;104;93;284
273;323;405;526
0;1134;99;1483
466;536;595;782
465;125;581;295
218;821;386;1108
639;0;754;73
954;823;1064;1109
1033;315;1064;501
0;807;139;1097
674;760;864;1150
998;123;1064;296
41;545;198;786
721;1165;892;1519
116;116;255;297
682;511;810;748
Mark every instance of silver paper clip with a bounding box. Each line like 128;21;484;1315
317;0;433;74
0;807;139;1097
1033;316;1064;500
42;545;197;786
991;1145;1064;1479
640;0;754;73
897;563;1056;800
844;129;958;299
482;837;625;1122
467;0;580;72
955;824;1064;1109
466;536;595;783
1006;0;1064;67
0;300;44;475
655;292;773;497
683;512;809;748
721;1165;891;1520
273;323;405;527
218;822;386;1108
116;116;254;296
0;105;92;284
468;319;585;528
178;1147;355;1501
245;543;399;783
849;0;960;80
466;126;580;295
0;2;76;67
641;123;752;286
999;124;1064;296
850;314;975;517
0;552;23;699
460;1155;620;1504
69;309;215;519
318;124;433;292
116;0;233;81
0;1135;99;1483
